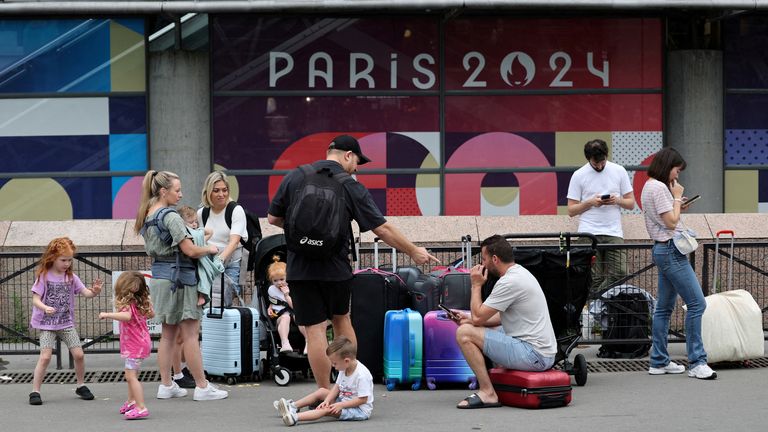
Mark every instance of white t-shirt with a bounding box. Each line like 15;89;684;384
335;360;374;417
566;160;633;237
483;264;558;358
197;204;248;261
267;284;288;313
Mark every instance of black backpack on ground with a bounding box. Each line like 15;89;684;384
284;164;354;259
202;201;262;271
597;292;652;359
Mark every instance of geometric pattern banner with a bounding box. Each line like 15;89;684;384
0;18;147;220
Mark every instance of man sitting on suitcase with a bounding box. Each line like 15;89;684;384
454;235;558;409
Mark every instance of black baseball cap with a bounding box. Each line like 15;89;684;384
328;135;371;165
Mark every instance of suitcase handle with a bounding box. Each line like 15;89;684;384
713;230;735;294
207;272;226;319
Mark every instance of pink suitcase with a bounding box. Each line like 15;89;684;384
423;310;476;390
489;368;572;409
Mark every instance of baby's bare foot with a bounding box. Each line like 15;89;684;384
197;295;206;306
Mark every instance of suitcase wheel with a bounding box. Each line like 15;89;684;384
226;377;238;385
411;380;421;391
386;379;396;391
468;377;478;390
426;377;436;391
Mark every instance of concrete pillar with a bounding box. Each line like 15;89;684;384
149;50;211;208
666;50;723;213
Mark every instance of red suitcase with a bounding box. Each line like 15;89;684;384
489;368;572;409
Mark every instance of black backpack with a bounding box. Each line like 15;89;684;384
285;164;354;259
202;201;263;271
597;292;652;359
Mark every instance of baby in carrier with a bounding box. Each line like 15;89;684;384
267;256;307;354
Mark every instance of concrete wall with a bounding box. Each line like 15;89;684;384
666;50;724;213
1;214;765;252
149;49;211;208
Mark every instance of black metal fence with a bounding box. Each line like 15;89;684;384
2;238;766;367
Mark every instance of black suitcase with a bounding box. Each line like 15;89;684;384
351;267;406;381
440;269;472;310
410;273;442;316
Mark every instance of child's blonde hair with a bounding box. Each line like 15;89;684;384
326;335;356;360
35;237;76;281
177;205;197;222
114;271;153;318
266;255;286;281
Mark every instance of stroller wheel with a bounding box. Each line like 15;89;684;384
274;367;291;386
574;354;588;386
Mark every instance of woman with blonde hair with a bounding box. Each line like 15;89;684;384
197;171;249;306
135;170;228;401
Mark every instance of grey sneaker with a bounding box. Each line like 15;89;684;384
688;363;717;380
157;382;188;399
282;408;298;426
276;398;297;417
648;361;686;375
272;398;299;417
193;382;228;401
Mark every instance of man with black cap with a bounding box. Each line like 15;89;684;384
566;138;635;294
268;134;439;389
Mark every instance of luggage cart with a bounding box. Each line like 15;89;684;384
501;232;597;386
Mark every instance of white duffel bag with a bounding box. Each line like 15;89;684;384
700;289;764;363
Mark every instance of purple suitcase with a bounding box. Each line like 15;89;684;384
423;310;477;390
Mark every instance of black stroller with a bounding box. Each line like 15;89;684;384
252;234;310;386
502;232;596;386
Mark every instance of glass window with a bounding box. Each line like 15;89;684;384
0;18;147;220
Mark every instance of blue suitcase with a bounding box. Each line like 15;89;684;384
383;308;423;391
202;305;261;384
202;274;263;383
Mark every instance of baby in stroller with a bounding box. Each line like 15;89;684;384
266;256;307;355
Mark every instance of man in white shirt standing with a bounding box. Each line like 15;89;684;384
567;139;635;295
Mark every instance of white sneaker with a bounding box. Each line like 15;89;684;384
274;398;296;417
648;361;686;375
193;382;229;401
157;382;188;399
282;408;298;426
688;363;717;380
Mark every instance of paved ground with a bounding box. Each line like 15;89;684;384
1;343;766;432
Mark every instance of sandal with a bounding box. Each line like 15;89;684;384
456;393;502;409
124;407;150;420
119;400;136;414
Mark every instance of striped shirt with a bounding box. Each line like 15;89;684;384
641;179;682;241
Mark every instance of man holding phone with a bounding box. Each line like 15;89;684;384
454;235;557;409
567;139;635;295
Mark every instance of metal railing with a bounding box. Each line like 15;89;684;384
2;238;766;368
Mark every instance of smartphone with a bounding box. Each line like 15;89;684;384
438;304;461;322
682;195;701;208
600;194;611;200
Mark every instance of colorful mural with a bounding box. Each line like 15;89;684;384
0;18;147;220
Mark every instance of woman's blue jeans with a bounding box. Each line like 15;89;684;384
650;241;708;368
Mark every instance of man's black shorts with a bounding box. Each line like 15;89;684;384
287;279;352;326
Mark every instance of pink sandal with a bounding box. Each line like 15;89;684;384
119;400;136;414
124;407;149;420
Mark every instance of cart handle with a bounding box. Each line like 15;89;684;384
716;230;734;237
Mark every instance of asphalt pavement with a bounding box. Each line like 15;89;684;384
1;343;766;432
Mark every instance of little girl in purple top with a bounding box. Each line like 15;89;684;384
100;271;155;420
29;237;103;406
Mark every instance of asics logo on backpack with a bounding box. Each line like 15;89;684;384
285;164;355;259
300;237;324;246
